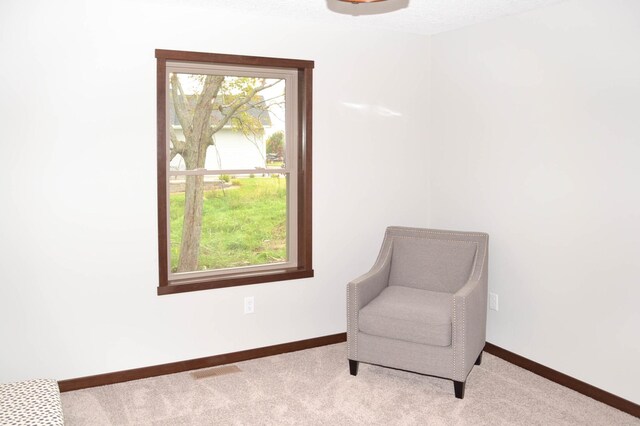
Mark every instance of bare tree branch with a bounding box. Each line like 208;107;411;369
207;79;282;140
191;75;224;153
169;126;186;162
169;74;193;140
245;92;284;109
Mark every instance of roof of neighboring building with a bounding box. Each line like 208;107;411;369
170;94;272;128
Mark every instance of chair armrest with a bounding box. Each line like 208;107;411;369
347;242;392;359
451;271;488;381
348;260;391;310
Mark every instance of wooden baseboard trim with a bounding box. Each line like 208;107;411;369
484;342;639;418
58;332;346;392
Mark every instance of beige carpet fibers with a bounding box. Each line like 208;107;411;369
61;343;638;425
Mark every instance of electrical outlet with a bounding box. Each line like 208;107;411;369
244;296;255;314
489;293;499;311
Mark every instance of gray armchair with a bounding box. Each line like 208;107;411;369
347;226;489;399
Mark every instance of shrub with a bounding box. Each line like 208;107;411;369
219;174;231;183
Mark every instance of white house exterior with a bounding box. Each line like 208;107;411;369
169;126;268;172
169;94;275;174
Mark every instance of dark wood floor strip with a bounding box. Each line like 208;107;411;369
484;342;639;418
58;334;637;419
58;333;346;392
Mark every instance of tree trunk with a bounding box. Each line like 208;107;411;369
178;174;204;272
175;75;223;273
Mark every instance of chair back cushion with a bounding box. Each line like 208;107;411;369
388;237;477;293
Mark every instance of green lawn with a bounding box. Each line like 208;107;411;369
169;177;287;272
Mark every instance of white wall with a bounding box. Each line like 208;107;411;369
428;0;640;403
0;0;430;382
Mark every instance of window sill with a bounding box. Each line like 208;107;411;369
157;268;314;295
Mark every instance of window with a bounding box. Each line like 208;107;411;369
156;49;313;295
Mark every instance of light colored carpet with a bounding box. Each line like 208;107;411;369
61;343;638;425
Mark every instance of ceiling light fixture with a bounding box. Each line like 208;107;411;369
338;0;387;3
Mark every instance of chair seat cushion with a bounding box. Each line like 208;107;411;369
359;286;453;347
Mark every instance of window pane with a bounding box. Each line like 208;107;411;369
169;174;289;274
168;72;286;171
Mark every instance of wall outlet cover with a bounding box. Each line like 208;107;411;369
244;296;255;314
489;293;499;311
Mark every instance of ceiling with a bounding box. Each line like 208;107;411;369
205;0;567;35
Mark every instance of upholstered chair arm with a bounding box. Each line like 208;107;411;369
451;267;488;382
347;242;392;359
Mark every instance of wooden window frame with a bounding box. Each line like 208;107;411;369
155;49;314;295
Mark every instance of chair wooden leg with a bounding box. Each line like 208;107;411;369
349;359;359;376
454;380;466;399
475;352;483;366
